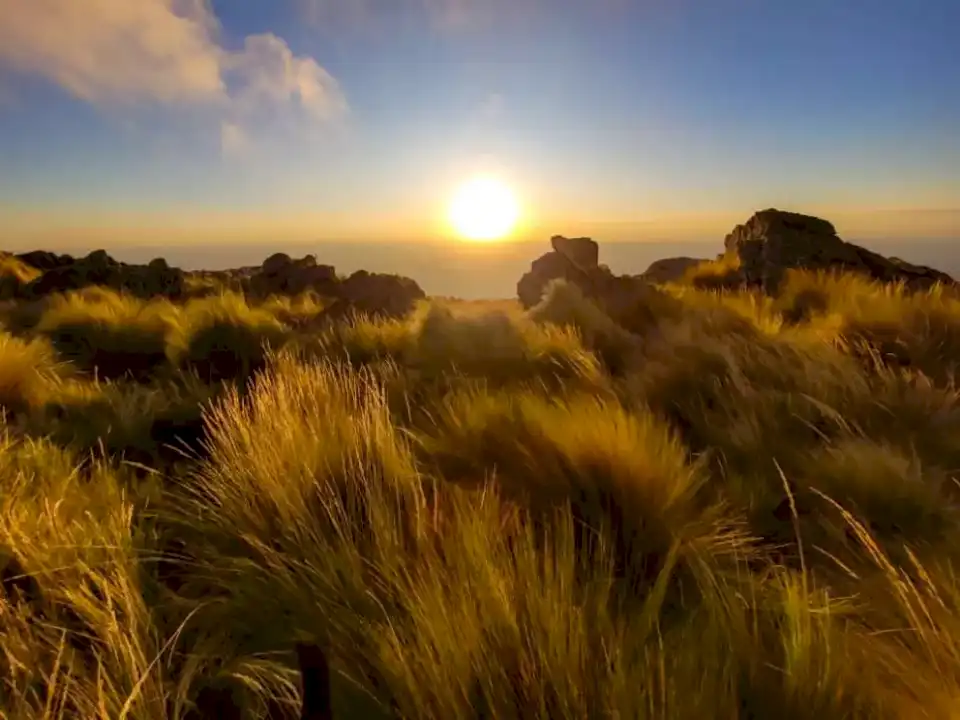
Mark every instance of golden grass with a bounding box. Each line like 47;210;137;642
0;268;960;717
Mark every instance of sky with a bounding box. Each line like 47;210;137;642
0;0;958;251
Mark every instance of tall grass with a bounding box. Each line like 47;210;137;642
35;291;178;381
171;293;290;383
0;255;42;303
1;266;960;717
0;435;170;719
0;332;64;416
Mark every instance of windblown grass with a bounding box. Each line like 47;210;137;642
0;332;65;416
171;293;290;383
35;291;179;381
1;265;960;718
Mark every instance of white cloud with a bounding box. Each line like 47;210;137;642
0;0;347;149
226;34;346;122
300;0;631;33
220;121;249;157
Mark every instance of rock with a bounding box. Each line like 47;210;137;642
262;252;293;277
551;235;599;269
642;257;705;284
518;235;685;335
22;250;185;300
250;254;338;297
337;270;426;319
724;209;954;293
517;251;594;309
14;250;75;272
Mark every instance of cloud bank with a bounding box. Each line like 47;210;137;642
0;0;347;149
300;0;627;33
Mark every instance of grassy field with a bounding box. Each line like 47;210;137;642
2;267;960;718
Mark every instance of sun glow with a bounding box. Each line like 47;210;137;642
448;177;520;241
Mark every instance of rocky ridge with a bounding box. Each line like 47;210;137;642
519;208;954;311
1;248;425;320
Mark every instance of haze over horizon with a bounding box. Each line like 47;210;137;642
0;0;958;250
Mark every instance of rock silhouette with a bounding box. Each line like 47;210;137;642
517;234;684;334
723;208;954;292
642;257;705;284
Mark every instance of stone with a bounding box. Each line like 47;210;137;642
249;254;338;297
517;251;593;309
21;250;185;300
723;209;954;293
14;250;75;272
518;234;686;335
550;235;599;269
262;252;293;277
337;270;426;318
642;257;705;284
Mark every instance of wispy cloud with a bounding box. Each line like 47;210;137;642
301;0;629;33
0;0;347;150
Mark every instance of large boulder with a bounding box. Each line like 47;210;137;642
262;252;293;277
21;250;185;299
14;250;75;272
336;270;426;319
642;257;705;284
518;235;684;334
551;235;599;269
123;258;186;299
250;253;338;297
724;209;954;292
517;250;595;309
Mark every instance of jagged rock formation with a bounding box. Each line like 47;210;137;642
247;254;425;319
337;269;426;318
249;253;338;297
723;209;954;292
642;257;705;284
15;250;186;300
551;235;599;269
1;248;426;321
517;235;684;335
14;250;76;271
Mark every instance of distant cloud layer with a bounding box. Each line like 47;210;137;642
0;0;347;149
300;0;609;32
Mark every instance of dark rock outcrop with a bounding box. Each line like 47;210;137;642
551;235;599;269
18;250;185;300
249;253;338;297
518;235;684;334
14;250;75;272
247;253;425;319
336;269;426;318
642;257;705;284
723;209;954;293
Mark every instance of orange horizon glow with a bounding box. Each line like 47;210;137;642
0;204;958;249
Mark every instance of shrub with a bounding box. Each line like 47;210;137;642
258;291;328;329
0;256;41;302
25;374;219;465
682;253;744;291
407;303;605;391
174;293;289;383
416;387;746;593
0;332;63;416
774;270;960;385
0;433;168;718
35;291;178;381
303;313;413;367
528;280;640;374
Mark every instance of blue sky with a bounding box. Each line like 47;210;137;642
0;0;958;248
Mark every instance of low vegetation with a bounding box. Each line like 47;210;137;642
2;265;960;718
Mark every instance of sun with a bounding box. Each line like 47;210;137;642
447;176;520;241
